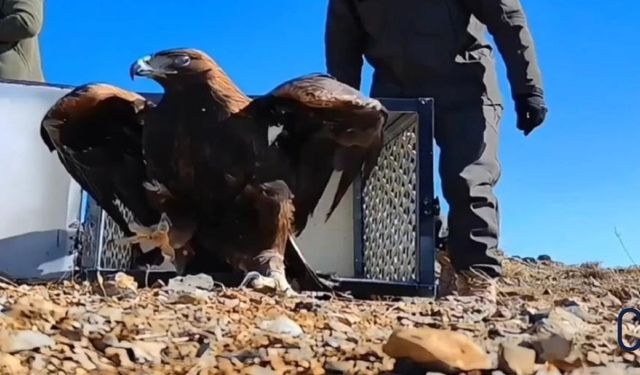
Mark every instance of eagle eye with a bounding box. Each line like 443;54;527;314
173;55;191;67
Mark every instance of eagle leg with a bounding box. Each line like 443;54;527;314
239;249;298;297
114;212;176;263
236;181;298;297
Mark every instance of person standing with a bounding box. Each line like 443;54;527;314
324;0;547;305
0;0;44;82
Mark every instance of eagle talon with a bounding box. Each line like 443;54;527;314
114;213;175;261
238;271;261;288
147;254;177;272
238;271;276;291
273;270;298;297
238;270;297;297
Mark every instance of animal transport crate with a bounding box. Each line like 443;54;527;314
75;94;439;298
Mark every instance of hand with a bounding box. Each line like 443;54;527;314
514;93;548;136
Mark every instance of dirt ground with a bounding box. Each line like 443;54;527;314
1;254;639;374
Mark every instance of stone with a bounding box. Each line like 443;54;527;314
30;354;47;370
586;351;602;365
563;304;597;324
244;365;277;375
534;363;562;375
382;327;492;373
127;341;167;364
10;295;67;322
601;293;621;307
327;320;352;334
0;330;55;353
96;307;123;322
538;307;590;337
258;316;303;337
531;307;591;370
325;360;355;373
531;333;583;371
498;343;536;375
167;274;216;292
0;353;28;374
568;364;631;375
532;332;572;361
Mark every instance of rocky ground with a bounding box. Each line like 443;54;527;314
1;255;640;374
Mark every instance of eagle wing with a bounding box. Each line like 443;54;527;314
40;83;159;234
252;73;389;234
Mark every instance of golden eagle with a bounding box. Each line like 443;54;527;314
40;48;388;295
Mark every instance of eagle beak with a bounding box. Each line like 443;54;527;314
129;56;155;80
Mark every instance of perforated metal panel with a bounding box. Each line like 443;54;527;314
79;195;135;271
352;98;436;296
361;114;418;282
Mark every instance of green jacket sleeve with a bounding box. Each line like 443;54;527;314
463;0;544;98
0;0;43;43
324;0;365;90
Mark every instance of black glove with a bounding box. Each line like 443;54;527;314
514;93;548;136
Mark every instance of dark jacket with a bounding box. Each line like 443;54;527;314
324;0;543;107
0;0;44;82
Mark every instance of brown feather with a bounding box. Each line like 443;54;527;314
205;64;251;115
275;199;295;256
164;49;251;115
250;73;388;230
40;83;158;234
42;84;147;147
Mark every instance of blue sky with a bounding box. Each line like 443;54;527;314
39;1;640;267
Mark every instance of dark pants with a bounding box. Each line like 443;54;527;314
434;101;503;278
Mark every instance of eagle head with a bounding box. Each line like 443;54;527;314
129;48;217;84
